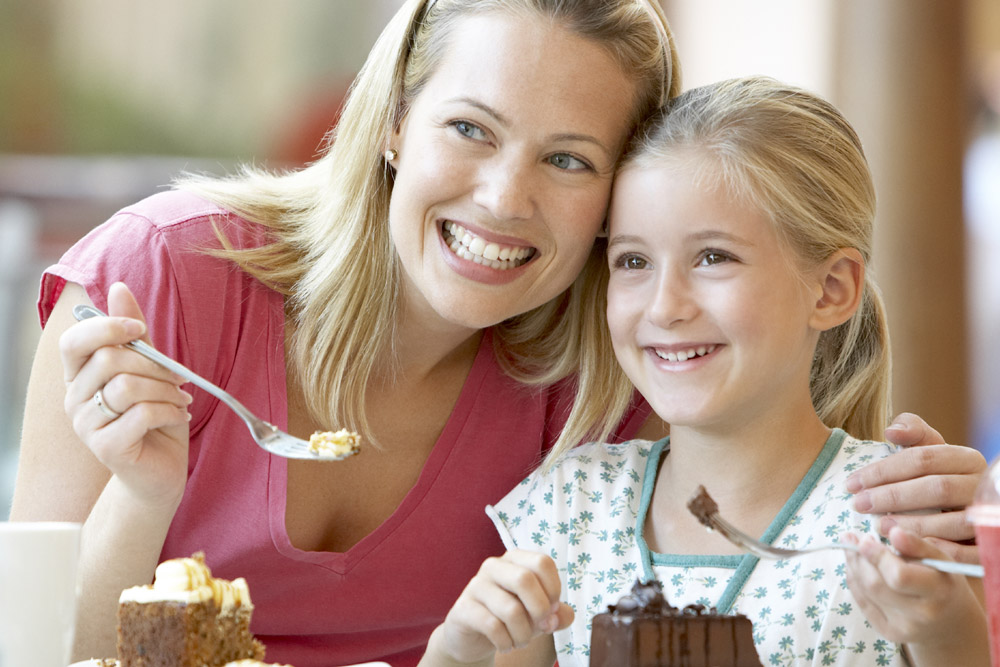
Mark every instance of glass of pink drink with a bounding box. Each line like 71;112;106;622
969;462;1000;667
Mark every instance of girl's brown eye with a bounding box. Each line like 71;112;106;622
700;251;731;266
621;255;647;270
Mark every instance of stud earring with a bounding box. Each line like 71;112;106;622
384;149;398;162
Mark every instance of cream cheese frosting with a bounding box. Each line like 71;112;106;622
308;429;361;458
119;552;251;610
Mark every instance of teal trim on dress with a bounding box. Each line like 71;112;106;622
636;436;670;583
637;428;848;613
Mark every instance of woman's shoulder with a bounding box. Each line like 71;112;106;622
119;189;228;225
114;189;271;248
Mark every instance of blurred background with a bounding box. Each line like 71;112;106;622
1;0;998;517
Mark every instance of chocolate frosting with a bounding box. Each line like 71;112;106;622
608;580;718;617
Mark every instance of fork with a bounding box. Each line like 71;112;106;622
73;304;358;461
687;485;984;578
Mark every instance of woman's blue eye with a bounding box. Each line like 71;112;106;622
452;121;486;140
548;153;590;171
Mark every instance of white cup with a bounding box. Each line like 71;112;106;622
0;522;82;667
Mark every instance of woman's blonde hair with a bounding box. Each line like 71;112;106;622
616;75;891;443
178;0;681;455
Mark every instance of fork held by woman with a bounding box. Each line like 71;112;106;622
72;304;354;461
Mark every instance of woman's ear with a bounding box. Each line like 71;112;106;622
809;248;865;332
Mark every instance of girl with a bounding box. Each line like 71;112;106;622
422;77;988;666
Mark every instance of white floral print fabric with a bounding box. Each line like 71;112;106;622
486;429;909;666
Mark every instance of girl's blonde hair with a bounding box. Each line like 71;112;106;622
617;75;891;443
178;0;681;455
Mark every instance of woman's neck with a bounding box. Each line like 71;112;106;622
385;292;485;386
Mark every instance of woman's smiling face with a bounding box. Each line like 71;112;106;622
387;10;638;332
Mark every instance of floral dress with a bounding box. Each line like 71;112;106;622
487;429;910;666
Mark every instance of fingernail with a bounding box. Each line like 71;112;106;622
845;475;863;494
885;422;906;433
180;390;194;404
853;491;872;513
879;516;896;536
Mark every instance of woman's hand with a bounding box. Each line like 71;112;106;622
60;281;193;509
846;412;987;564
422;550;572;666
844;528;990;666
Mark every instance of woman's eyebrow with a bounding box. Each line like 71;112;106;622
448;96;615;159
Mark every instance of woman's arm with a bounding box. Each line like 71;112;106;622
846;413;987;563
10;281;192;660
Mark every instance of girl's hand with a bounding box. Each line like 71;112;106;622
59;282;192;509
429;550;572;665
846;412;986;563
844;527;989;665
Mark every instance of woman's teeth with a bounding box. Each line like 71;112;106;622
443;221;535;270
654;344;717;362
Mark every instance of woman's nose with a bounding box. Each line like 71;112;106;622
473;156;535;221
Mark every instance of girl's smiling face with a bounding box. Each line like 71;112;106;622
606;159;826;433
387;11;638;333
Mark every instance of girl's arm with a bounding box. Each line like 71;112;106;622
847;413;986;563
844;527;990;667
418;550;569;667
9;281;192;660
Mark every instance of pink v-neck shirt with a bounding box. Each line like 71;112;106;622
39;190;650;667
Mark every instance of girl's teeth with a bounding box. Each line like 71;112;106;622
655;345;717;362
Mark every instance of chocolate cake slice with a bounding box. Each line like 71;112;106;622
590;579;762;667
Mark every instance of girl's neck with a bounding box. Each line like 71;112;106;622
646;399;833;556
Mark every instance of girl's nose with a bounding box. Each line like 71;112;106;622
473;156;535;222
647;272;698;328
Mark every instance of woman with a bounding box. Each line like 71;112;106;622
10;1;983;666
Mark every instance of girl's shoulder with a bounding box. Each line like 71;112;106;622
536;437;662;484
489;438;664;535
833;431;902;477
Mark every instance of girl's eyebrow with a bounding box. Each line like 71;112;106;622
447;96;616;160
688;229;754;247
607;229;754;250
606;234;645;251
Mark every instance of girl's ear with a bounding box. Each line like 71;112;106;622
809;248;864;332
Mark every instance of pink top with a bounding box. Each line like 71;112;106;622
39;190;651;667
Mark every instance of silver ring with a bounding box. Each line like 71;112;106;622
93;387;121;420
